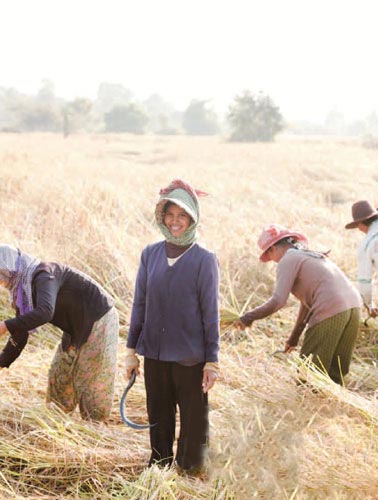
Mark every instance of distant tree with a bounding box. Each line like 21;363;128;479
37;79;57;104
143;93;179;133
0;85;62;132
63;98;93;136
286;120;327;136
365;111;378;131
325;109;346;135
15;79;63;132
0;87;22;129
227;90;283;142
156;113;179;135
104;103;148;133
348;111;378;137
182;100;219;135
19;104;62;132
96;82;133;114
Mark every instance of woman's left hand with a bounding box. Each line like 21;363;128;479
0;321;8;337
202;369;218;393
369;307;378;318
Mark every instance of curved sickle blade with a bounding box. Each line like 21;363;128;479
270;349;286;357
119;370;157;430
264;349;287;372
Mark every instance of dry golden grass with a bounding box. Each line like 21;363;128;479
0;132;377;499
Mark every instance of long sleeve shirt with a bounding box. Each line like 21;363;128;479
241;249;362;328
357;219;378;308
127;241;220;364
0;262;114;367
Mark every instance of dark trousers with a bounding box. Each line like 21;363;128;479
144;358;209;470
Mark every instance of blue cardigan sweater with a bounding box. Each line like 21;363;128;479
127;241;220;364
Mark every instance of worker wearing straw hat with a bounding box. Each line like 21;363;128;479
0;245;119;421
235;224;362;385
345;200;378;318
125;179;219;474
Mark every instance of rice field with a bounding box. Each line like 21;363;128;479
0;132;377;499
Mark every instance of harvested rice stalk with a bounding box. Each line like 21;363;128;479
220;307;240;328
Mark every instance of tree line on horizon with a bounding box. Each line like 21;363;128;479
0;80;377;142
0;80;283;142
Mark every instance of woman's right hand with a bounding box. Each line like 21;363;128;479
284;341;296;353
125;348;140;379
234;319;248;330
284;335;299;353
0;321;8;338
126;366;140;379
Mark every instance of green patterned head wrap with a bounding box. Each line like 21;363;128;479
155;179;205;246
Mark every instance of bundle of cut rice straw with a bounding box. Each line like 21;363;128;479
220;307;240;328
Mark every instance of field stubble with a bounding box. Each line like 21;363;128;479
0;133;377;499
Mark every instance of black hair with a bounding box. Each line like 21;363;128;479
163;201;175;213
273;236;330;257
361;214;378;227
273;236;303;249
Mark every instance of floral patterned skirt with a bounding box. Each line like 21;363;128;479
47;306;119;421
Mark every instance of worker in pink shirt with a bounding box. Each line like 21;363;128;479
235;224;362;385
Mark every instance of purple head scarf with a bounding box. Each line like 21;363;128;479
0;245;41;319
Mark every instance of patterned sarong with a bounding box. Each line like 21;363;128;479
47;306;119;421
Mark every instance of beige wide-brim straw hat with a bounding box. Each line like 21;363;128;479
345;200;378;229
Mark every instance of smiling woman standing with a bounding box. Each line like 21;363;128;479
125;179;220;474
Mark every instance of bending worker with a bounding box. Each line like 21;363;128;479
235;224;362;385
0;244;118;421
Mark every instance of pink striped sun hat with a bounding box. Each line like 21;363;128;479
258;224;308;262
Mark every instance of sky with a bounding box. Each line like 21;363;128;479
1;0;378;122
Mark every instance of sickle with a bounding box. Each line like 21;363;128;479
264;349;287;372
271;349;286;356
119;370;157;430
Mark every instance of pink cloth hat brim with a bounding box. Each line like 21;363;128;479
259;231;308;262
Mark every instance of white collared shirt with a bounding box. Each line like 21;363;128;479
357;219;378;307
